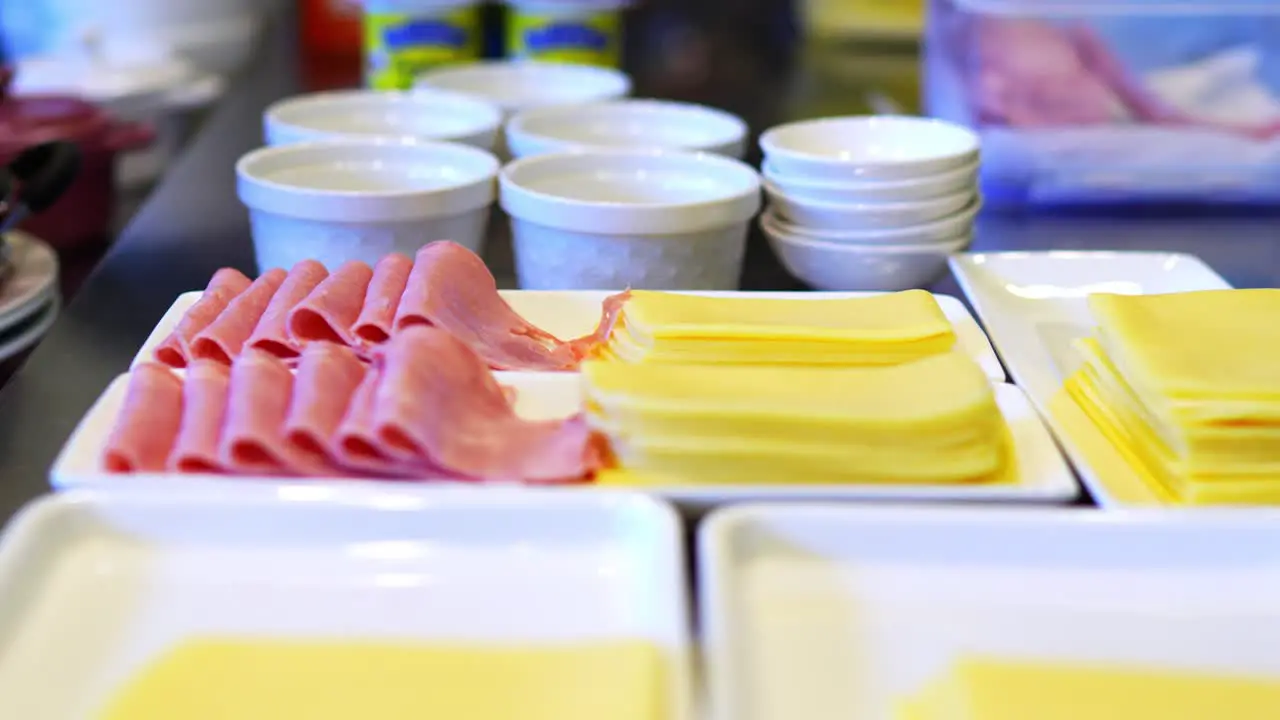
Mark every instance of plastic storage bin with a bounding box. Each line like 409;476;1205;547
925;0;1280;206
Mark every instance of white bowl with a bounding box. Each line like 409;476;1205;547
415;60;632;117
237;139;499;272
761;115;980;181
763;158;978;204
505;99;748;159
499;149;761;290
762;201;982;246
264;89;504;151
767;185;975;231
761;212;971;291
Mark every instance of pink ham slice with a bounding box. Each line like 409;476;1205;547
331;364;442;478
190;268;288;365
167;360;232;473
373;325;601;483
103;363;184;472
154;268;252;368
218;350;333;475
393;241;623;371
353;253;413;344
288;260;374;345
246;260;329;359
284;342;366;466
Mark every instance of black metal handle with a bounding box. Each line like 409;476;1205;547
10;141;82;213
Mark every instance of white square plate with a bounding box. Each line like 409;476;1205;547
949;251;1233;507
51;375;1079;509
133;290;1007;382
0;486;692;720
700;504;1280;720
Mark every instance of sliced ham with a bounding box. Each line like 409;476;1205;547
353;253;413;344
103;363;184;472
284;342;366;466
154;268;252;368
332;364;428;477
218;350;331;475
288;260;374;345
167;360;232;473
246;260;329;359
374;325;600;483
393;241;622;370
190;269;288;365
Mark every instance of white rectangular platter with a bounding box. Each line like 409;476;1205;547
0;486;693;720
52;374;1079;508
700;504;1280;720
949;251;1233;508
133;290;1008;381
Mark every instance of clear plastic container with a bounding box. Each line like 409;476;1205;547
362;0;483;89
925;0;1280;206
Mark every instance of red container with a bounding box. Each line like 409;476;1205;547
0;68;154;252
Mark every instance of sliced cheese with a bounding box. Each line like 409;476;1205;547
1090;290;1280;405
582;352;1015;487
607;290;957;365
98;638;667;720
899;657;1280;720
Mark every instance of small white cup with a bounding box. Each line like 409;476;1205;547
499;149;761;290
415;60;632;117
264;89;504;151
237;139;499;272
506;99;748;159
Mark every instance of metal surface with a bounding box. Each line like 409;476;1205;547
0;7;1278;522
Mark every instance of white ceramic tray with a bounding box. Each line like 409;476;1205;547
52;374;1079;508
0;486;693;720
949;251;1233;508
700;504;1280;720
132;289;1007;381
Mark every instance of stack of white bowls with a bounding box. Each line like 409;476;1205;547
758;116;982;292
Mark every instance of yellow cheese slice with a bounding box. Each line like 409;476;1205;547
1067;369;1280;505
604;430;1014;485
606;290;958;365
582;352;996;429
623;289;954;341
1089;290;1280;406
899;657;1280;720
582;353;1014;487
97;638;667;720
1075;338;1280;474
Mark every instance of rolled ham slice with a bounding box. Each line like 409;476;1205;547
393;241;622;371
353;253;413;345
246;260;329;359
190;268;288;365
288;260;374;345
374;325;600;483
103;363;184;472
284;342;366;466
332;365;436;478
167;360;232;473
154;269;252;368
218;350;331;475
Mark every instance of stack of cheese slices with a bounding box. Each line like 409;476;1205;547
898;657;1280;720
584;291;1016;487
1065;289;1280;505
603;289;957;365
